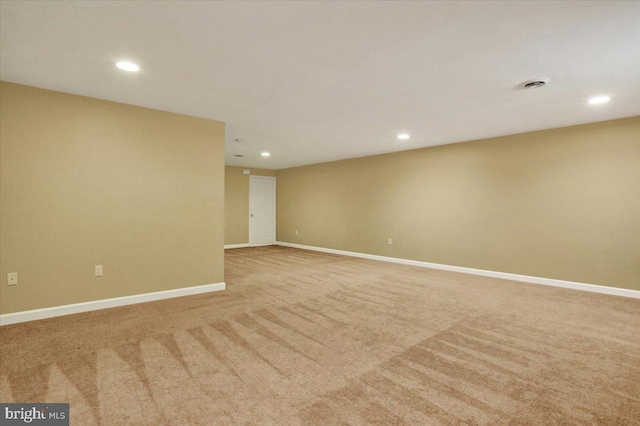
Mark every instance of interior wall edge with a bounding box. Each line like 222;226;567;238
275;242;640;299
224;243;250;249
0;282;226;326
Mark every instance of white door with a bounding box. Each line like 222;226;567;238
249;176;276;246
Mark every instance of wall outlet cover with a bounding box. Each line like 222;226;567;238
7;272;18;286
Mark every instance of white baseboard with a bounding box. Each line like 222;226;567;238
0;282;226;326
224;243;250;249
275;241;640;299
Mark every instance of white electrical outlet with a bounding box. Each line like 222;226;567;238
295;230;299;235
7;272;18;286
95;265;103;277
243;169;250;175
388;238;393;245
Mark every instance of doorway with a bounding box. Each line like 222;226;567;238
249;176;276;246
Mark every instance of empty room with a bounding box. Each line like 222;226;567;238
1;1;639;425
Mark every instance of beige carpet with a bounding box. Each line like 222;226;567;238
1;246;639;425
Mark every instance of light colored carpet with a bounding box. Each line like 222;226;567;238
1;246;639;425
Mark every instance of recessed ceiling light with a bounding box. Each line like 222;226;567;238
116;61;140;72
261;152;271;157
397;133;410;140
588;96;610;105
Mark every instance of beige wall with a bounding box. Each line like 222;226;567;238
225;166;276;245
277;117;640;290
0;82;226;314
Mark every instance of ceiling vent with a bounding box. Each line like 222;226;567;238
234;154;244;158
519;78;550;89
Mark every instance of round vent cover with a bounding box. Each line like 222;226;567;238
519;78;550;89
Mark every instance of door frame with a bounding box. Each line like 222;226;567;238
249;175;276;246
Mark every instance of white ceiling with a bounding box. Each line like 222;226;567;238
2;1;639;170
